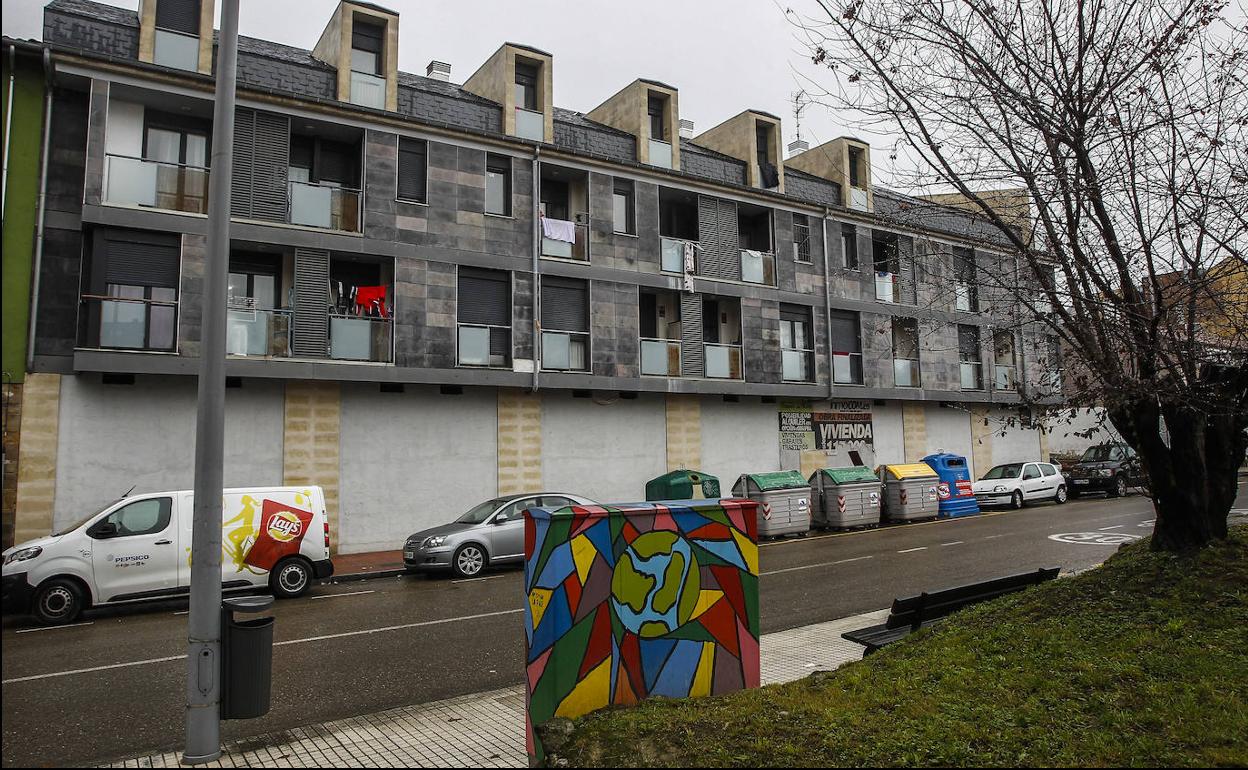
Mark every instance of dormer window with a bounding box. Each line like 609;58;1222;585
848;146;864;188
515;61;539;112
350;19;383;76
648;95;666;141
756;122;779;189
153;0;201;71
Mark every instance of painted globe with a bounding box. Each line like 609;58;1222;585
610;530;700;638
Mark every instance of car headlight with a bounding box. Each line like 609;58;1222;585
423;536;447;548
1100;469;1115;477
993;485;1008;493
4;546;42;566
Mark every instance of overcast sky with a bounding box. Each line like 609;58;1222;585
2;0;916;186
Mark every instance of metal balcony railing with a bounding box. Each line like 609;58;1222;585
349;71;386;109
875;271;898;303
329;313;392;362
104;154;209;214
80;293;178;352
661;236;696;273
893;357;921;387
226;305;292;358
640;338;681;376
541;218;589;261
832;352;864;385
289;181;362;232
741;249;776;285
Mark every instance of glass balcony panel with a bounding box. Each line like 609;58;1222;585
516;108;545;141
349;71;386;109
641;339;680;376
661;237;694;273
704;343;743;379
893;358;921;387
105;156;158;207
832;352;864;384
541;220;587;260
153;29;199;71
329;315;392;362
849;186;869;211
741;250;774;285
290;182;333;228
543;332;570;370
648;139;673;169
458;325;490;366
782;350;810;382
994;364;1016;391
100;300;148;348
960;361;984;390
875;272;896;302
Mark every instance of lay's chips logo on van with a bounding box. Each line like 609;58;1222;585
266;510;304;542
243;499;315;572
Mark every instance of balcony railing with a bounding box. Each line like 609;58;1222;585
661;236;696;273
704;343;743;379
289;181;361;232
516;107;545;141
153;29;198;71
227;306;292;358
349;71;386;109
648;139;673;169
329;314;392;362
893;357;921;387
960;361;984;390
640;338;681;376
832;351;864;385
80;294;177;352
782;349;814;382
993;364;1017;391
849;186;869;211
458;323;511;368
542;331;589;371
955;281;978;312
875;271;898;303
541;218;589;261
104;154;209;214
741;249;776;285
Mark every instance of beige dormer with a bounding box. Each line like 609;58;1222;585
586;79;681;171
462;43;554;143
786;137;873;212
138;0;215;74
311;1;400;112
692;110;784;193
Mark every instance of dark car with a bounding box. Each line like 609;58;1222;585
1066;443;1145;498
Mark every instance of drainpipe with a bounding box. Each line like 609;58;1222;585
26;48;53;373
3;45;15;221
531;145;542;392
822;206;835;401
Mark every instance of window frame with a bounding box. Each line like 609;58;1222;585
792;214;812;263
485;154;513;217
840;223;859;270
88;497;173;539
612;178;636;235
396;136;429;205
779;304;815;383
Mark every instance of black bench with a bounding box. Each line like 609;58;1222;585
842;567;1060;654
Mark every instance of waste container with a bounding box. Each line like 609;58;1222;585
220;595;275;720
809;466;882;530
922;452;982;518
732;470;812;537
878;463;941;522
645;469;721;501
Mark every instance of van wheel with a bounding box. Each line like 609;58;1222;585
33;579;85;625
270;558;313;599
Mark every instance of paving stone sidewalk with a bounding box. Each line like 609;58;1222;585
105;609;888;769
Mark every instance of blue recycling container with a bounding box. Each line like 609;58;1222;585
922;453;982;518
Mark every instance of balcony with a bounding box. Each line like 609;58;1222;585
893;357;921;387
227;306;292;358
349;71;386;109
516;107;545;141
640;338;681;376
993;364;1016;391
661;236;696;273
960;361;984;390
289;181;361;232
704;343;743;379
81;292;177;352
458;324;511;368
875;272;898;303
329;314;392;362
648;139;673;169
741;249;776;285
832;352;864;385
541;218;589;261
104;155;208;214
542;331;589;371
782;350;813;382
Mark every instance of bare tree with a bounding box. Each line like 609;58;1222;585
793;0;1247;549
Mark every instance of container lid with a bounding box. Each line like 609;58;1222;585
922;453;967;467
818;466;880;484
650;469;714;483
879;463;938;480
739;470;810;491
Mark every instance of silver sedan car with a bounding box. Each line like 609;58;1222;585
403;493;596;578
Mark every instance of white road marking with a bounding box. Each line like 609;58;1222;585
172;611;189;616
2;608;525;685
1098;525;1125;531
941;541;964;546
760;555;873;576
309;590;375;600
898;546;928;553
983;534;1004;540
451;575;510;584
14;622;94;634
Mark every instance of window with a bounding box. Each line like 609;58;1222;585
486;154;512;216
954;246;978;312
780;305;814;382
613;179;635;235
139;115;209;213
515;60;539;111
829;310;863;384
153;0;200;70
848;146;863;188
350;18;384;75
227;254;284;357
755;123;770;170
993;330;1017;390
793;214;811;263
840;224;858;269
648;95;666;140
1042;464;1058;477
457;267;511;367
90;498;172;539
397;137;427;203
892;317;921;387
1022;464;1041;480
1044;336;1063;392
541;277;589;371
958;324;983;390
85;229;180;352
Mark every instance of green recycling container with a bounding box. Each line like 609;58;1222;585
809;466;882;530
644;469;721;501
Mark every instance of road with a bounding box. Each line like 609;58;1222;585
3;486;1241;767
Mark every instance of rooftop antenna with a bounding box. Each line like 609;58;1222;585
788;90;811;157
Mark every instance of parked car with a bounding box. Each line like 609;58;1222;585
2;486;334;625
972;462;1067;509
1067;443;1144;498
403;493;596;578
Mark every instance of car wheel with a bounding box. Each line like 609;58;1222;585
1011;490;1024;509
33;578;85;625
1054;485;1068;504
270;557;313;599
1110;475;1127;498
452;544;486;578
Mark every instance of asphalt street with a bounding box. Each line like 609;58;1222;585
4;485;1243;767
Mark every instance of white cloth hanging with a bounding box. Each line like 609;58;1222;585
541;215;577;243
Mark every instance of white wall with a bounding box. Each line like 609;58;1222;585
542;392;666;503
1047;407;1121;454
988;407;1045;465
871;402;906;467
338;385;497;554
701;398;780;490
105;99;144;157
54;375;284;531
925;405;975;474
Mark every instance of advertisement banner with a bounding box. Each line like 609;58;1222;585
812;400;875;451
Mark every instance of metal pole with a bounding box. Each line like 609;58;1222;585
183;0;238;763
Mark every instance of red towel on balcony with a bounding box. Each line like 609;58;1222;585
354;285;389;318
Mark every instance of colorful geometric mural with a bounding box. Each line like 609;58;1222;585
524;499;761;761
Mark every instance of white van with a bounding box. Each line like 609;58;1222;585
2;486;334;625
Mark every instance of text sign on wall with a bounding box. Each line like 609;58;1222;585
813;400;875;450
779;408;814;450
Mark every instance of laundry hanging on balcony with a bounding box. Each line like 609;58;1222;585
540;215;577;243
353;285;389;318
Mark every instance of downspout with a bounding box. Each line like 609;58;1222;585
26;48;53;372
531;145;541;392
822;206;834;401
3;45;15;221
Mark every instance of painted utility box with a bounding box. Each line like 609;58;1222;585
732;471;812;537
922;453;982;518
878;463;941;521
524;499;761;763
809;466;882;529
644;469;721;501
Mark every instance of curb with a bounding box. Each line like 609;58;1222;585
319;566;408;585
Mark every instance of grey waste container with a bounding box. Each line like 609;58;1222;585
878;463;941;522
809;466;882;530
732;471;812;537
221;595;275;720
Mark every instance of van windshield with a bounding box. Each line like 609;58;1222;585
455;498;510;524
54;501;119;536
982;464;1023;480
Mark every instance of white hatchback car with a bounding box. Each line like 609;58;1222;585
972;462;1067;509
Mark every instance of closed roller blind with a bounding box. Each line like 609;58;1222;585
398;138;427;202
101;230;181;288
458;267;510;326
829;310;860;353
292;248;329;358
156;0;201;34
541;276;588;332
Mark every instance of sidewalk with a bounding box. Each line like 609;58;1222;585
325;549;405;583
103;609;889;768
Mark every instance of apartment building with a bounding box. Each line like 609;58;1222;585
5;0;1058;553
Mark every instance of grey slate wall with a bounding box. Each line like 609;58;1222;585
394;259;456;370
681;143;747;187
742;298;782;385
400;87;502;134
178;235;206;358
590;281;640;379
513;272;535;362
237;52;336;102
44;6;139;60
554;120;636;164
586;173;659;273
783;170;841;208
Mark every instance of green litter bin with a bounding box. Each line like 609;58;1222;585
644;469;721;501
809;466;882;530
